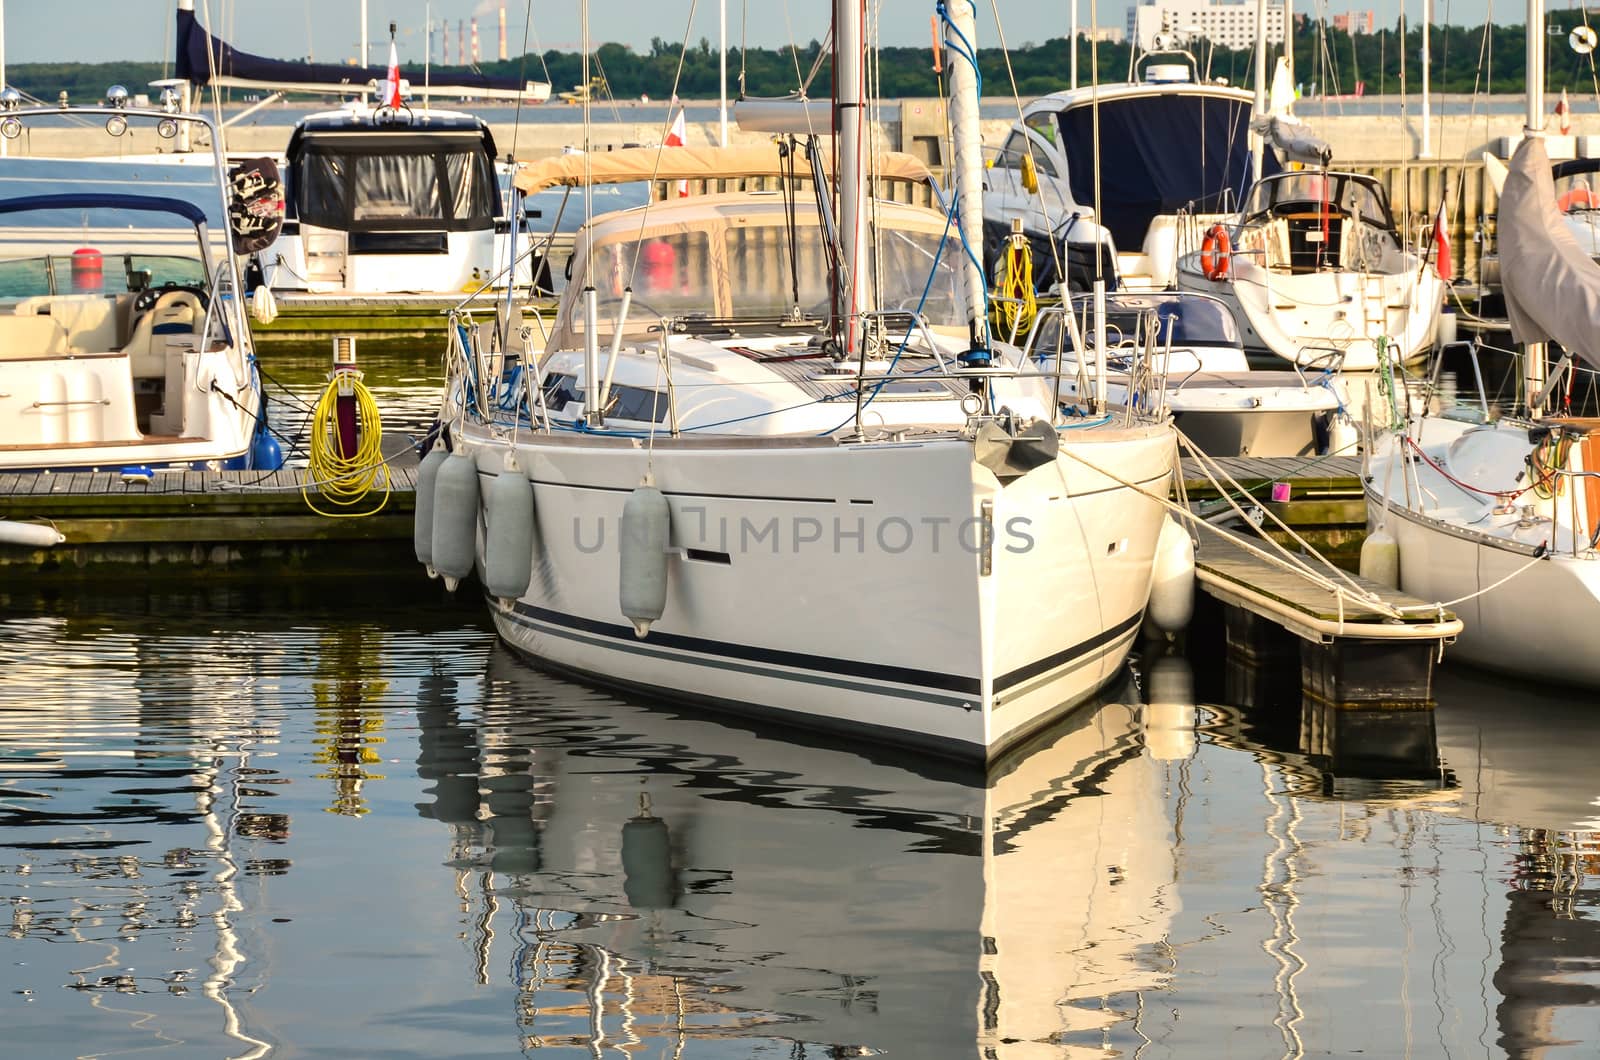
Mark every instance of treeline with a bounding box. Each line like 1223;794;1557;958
7;22;1590;106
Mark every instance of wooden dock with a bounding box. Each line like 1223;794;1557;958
1193;526;1462;708
0;467;418;578
1181;453;1367;567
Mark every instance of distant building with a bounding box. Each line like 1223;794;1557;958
1077;26;1127;44
1127;0;1286;52
1331;10;1376;34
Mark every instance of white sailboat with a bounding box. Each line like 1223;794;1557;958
417;0;1180;759
1363;0;1600;685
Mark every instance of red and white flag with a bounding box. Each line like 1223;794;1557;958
665;100;688;197
1431;199;1453;283
382;37;403;109
1557;88;1573;135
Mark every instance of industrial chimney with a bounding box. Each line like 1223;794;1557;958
498;4;508;61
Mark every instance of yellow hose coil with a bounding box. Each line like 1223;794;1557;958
302;371;391;518
989;233;1037;342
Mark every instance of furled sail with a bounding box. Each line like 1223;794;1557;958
1249;59;1331;167
174;8;548;100
1499;135;1600;368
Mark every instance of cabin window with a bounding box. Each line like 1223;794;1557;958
352;154;443;221
993;130;1027;171
1024;112;1061;154
297;145;496;232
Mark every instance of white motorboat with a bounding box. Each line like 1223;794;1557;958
1176;168;1447;372
982;48;1264;293
1024;290;1353;457
0;97;281;473
168;1;551;309
418;1;1179;759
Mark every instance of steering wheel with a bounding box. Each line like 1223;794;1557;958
132;282;211;315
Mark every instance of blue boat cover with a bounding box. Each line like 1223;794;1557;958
1057;93;1278;253
0;193;207;226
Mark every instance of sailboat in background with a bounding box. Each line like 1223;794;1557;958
416;0;1179;759
1363;0;1600;686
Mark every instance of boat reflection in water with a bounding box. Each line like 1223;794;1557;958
980;687;1181;1054
416;645;991;1057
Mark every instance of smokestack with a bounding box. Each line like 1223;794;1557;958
457;20;464;65
498;5;508;61
471;19;480;64
442;20;451;65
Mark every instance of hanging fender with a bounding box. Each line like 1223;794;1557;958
1199;224;1233;281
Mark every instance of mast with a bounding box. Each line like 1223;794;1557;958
1419;0;1432;158
835;0;867;359
719;0;729;147
361;0;369;69
1069;0;1078;90
1525;0;1547;414
1252;0;1269;180
941;0;992;361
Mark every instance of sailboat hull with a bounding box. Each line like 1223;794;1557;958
465;424;1176;758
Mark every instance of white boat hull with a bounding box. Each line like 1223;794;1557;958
464;424;1176;758
1178;257;1444;372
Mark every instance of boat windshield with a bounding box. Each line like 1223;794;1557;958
1243;172;1394;230
554;210;962;343
296;141;497;231
0;206;206;300
1034;293;1242;351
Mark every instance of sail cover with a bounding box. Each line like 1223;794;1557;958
1499;135;1600;369
175;8;542;97
1056;92;1276;253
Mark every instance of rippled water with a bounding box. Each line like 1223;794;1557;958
1;576;1597;1058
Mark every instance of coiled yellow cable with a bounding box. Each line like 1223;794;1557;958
302;370;390;518
989;234;1036;343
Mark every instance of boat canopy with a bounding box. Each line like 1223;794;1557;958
175;7;547;99
513;145;936;195
1056;93;1274;252
1499;135;1600;370
288;128;498;232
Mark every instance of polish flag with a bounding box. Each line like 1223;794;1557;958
666;101;688;197
1431;199;1453;283
382;38;403;109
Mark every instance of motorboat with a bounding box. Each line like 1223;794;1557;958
418;0;1180;760
982;47;1265;294
1176;167;1447;372
165;1;552;333
1023;290;1353;457
0;96;281;473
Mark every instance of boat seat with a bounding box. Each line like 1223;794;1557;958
12;294;121;353
124;292;204;380
0;313;70;359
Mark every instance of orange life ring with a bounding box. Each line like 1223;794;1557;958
1559;186;1596;211
1200;224;1233;281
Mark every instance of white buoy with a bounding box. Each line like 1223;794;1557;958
1360;524;1401;590
1326;413;1360;456
431;450;481;591
413;444;450;572
484;455;535;602
0;520;64;548
619;483;671;637
1145;515;1195;635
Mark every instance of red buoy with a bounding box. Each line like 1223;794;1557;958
641;239;676;289
71;247;103;292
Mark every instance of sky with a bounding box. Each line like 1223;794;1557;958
0;0;1550;66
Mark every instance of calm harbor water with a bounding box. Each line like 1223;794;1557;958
4;347;1599;1056
2;571;1598;1057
